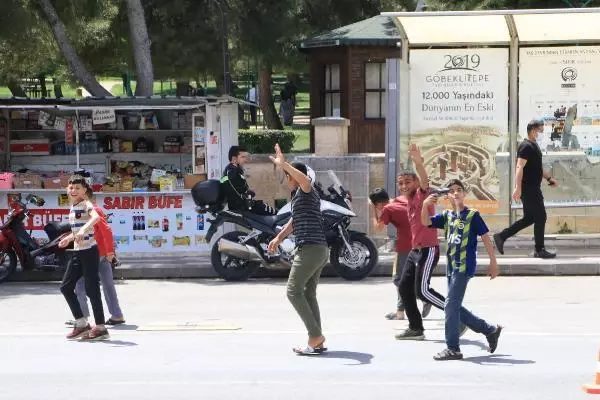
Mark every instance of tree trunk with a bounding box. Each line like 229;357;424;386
176;81;192;97
126;0;154;96
38;74;48;98
259;65;283;130
7;81;27;97
38;0;110;97
52;78;63;98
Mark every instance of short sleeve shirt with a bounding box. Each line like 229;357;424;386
430;208;488;277
517;139;543;190
407;188;439;248
380;197;412;253
69;200;97;250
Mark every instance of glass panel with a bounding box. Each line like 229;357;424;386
397;15;510;44
325;65;331;90
332;93;341;116
325;93;332;116
514;13;600;42
381;63;387;90
381;92;387;118
365;92;380;119
365;63;381;90
331;64;340;91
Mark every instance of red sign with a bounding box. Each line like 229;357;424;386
103;195;183;210
65;119;74;145
0;209;69;231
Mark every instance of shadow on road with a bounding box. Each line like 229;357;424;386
94;339;139;347
111;324;139;331
322;350;374;366
0;282;60;299
462;354;536;365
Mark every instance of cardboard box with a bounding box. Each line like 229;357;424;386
14;173;42;189
42;174;70;189
184;174;207;189
10;139;50;155
120;140;133;153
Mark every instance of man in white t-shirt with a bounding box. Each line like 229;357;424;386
246;82;259;125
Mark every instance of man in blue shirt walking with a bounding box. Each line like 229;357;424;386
422;179;503;361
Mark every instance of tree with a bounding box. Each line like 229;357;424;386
37;0;111;96
126;0;154;96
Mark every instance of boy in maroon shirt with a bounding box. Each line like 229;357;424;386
370;188;432;321
395;144;460;340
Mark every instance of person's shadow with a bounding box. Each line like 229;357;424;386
321;351;374;366
462;354;536;366
432;338;488;351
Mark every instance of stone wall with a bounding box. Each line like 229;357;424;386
243;152;600;238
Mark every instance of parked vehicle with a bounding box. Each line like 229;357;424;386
0;194;72;284
192;170;378;281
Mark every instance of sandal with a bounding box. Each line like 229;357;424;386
105;318;126;326
293;345;327;356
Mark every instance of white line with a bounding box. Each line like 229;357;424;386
101;380;486;387
0;330;598;337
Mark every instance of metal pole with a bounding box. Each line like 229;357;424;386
211;0;231;95
506;15;519;225
75;110;80;169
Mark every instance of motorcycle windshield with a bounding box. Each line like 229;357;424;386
327;170;344;196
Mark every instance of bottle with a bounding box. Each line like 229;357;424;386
176;213;183;231
162;217;169;232
141;215;146;230
197;214;204;231
133;214;138;231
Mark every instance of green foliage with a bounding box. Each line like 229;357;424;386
238;129;297;154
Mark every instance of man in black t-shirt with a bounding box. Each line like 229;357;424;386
494;120;557;259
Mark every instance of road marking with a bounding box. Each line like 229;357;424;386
0;330;598;338
101;380;487;387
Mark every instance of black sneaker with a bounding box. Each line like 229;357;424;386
534;249;556;259
493;234;505;255
433;348;463;361
486;326;502;353
394;328;425;341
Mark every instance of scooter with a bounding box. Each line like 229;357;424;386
0;193;72;284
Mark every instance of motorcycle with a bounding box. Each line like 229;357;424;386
192;170;378;281
0;193;72;284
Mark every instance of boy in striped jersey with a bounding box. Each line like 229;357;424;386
59;175;109;341
422;179;502;361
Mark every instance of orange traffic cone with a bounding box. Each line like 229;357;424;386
583;350;600;394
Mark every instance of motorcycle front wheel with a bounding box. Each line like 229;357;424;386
211;231;261;282
330;233;378;281
0;249;18;284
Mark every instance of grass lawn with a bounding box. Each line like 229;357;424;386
292;129;310;153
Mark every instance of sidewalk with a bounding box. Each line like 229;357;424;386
11;245;600;282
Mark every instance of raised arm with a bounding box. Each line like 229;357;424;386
270;144;312;193
408;144;429;190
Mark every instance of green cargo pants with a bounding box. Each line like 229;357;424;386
286;244;330;338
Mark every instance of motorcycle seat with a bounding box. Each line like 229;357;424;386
240;211;289;228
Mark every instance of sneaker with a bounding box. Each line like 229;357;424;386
80;327;110;341
534;249;556;259
486;325;503;353
66;324;91;340
459;323;469;337
385;311;405;320
493;234;505;255
422;303;432;319
394;328;425;341
433;348;463;361
65;320;76;327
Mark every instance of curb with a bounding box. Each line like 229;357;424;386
10;253;600;282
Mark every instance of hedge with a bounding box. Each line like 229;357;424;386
238;129;296;154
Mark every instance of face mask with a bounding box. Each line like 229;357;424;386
536;131;543;142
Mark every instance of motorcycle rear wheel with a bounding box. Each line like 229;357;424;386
0;249;18;284
211;231;261;281
330;233;378;281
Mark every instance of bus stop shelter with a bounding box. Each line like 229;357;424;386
381;8;600;228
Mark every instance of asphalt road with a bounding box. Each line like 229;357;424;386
0;276;598;400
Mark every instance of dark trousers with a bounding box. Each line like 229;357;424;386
399;247;445;331
499;189;546;251
250;106;257;125
60;246;105;325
